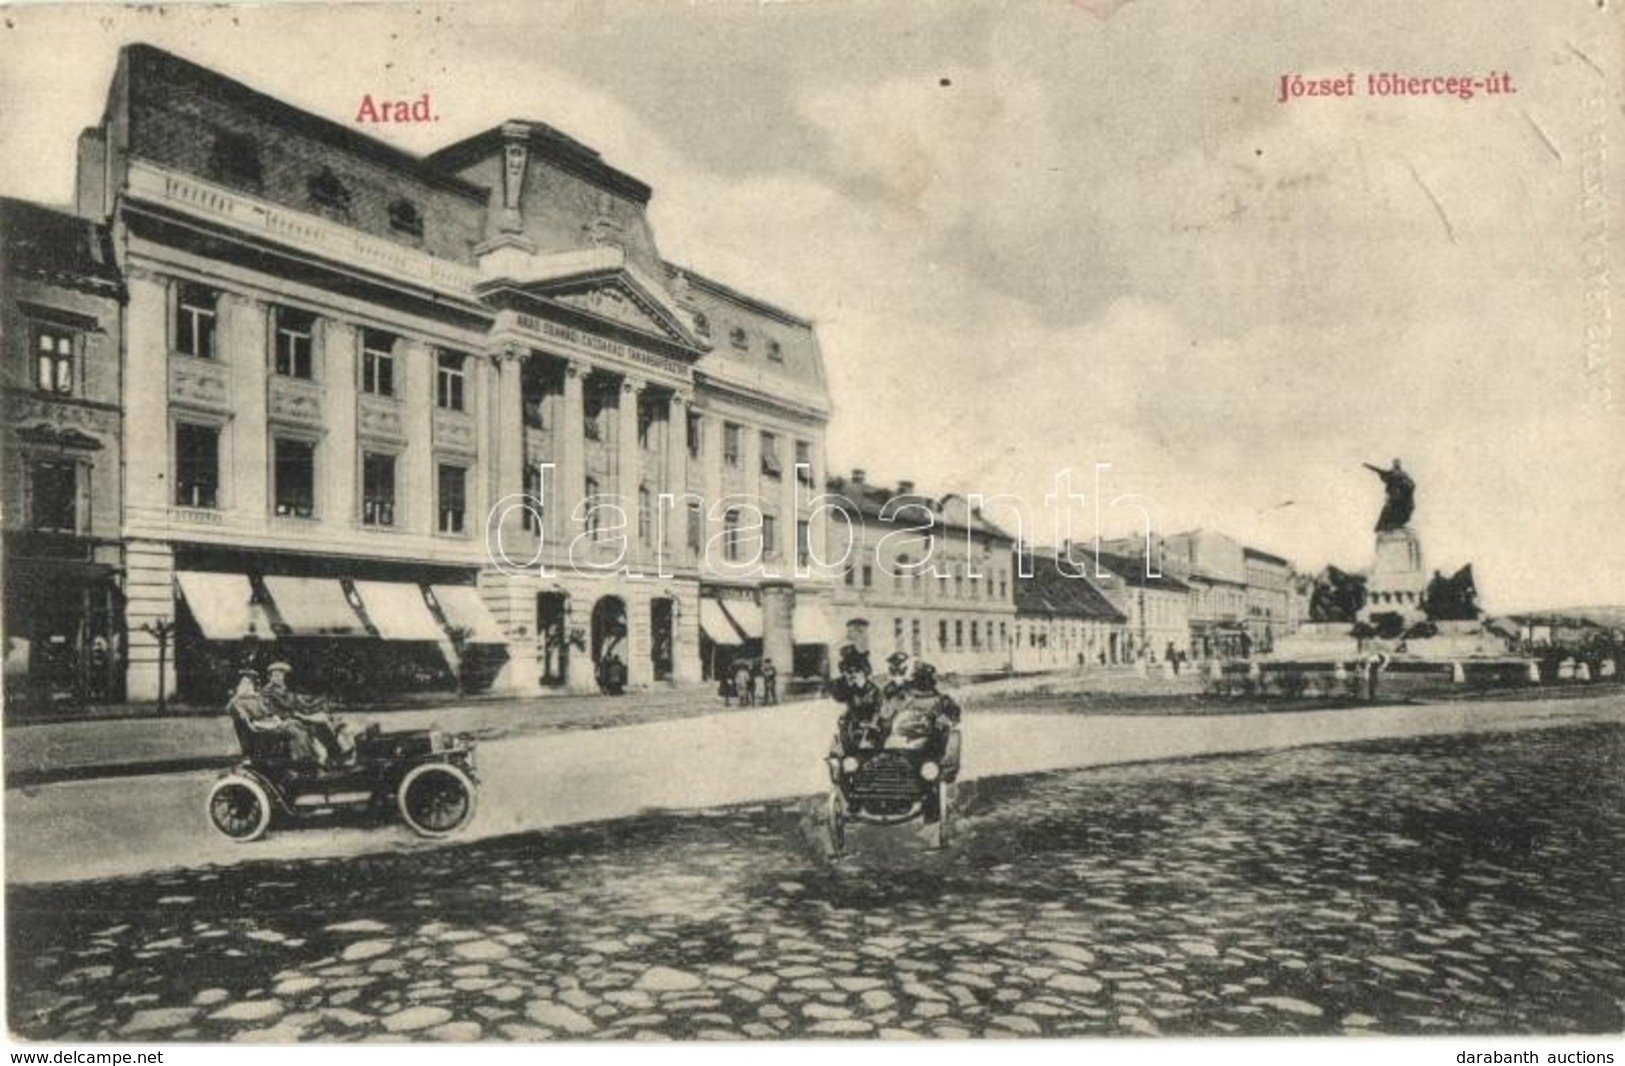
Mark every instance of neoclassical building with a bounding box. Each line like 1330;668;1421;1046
57;44;833;704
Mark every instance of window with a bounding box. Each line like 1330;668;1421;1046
438;463;467;534
895;555;910;592
971;621;981;649
361;329;396;398
722;422;742;467
638;485;653;544
436;351;467;411
955;620;964;649
273;307;316;379
388;199;424;239
687;501;704;554
362;452;395;527
911;620;922;656
175;422;220;508
767;339;783;362
207;132;262;189
693;312;710;339
308;167;352;218
894;618;904;649
762;514;777;557
523;465;544;532
760;432;782;479
686;411;702;459
844;562;856;587
729;326;749;350
724;508;741;562
1000;621;1008;648
797;520;812;567
938;620;949;651
29;459;77;533
862;564;874;588
175;283;218;359
795;440;813;485
33;327;74;394
273;438;316;518
584;476;600;539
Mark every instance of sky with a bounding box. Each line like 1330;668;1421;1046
0;0;1620;612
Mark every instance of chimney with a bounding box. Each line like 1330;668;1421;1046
851;469;866;485
897;479;915;495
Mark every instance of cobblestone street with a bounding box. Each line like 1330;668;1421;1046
10;722;1623;1041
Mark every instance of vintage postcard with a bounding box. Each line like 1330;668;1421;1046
0;0;1621;1057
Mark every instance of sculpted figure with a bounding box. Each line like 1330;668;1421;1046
1363;458;1416;532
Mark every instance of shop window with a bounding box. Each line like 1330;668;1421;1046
175;422;220;508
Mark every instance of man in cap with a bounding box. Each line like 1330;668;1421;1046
228;665;325;764
262;661;356;766
882;651;913;703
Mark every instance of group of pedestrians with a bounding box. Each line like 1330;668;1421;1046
718;656;779;707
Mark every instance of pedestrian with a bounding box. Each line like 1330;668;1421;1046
717;672;735;707
733;658;754;708
761;657;779;705
263;661;356;765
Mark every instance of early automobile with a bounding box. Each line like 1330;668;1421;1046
825;715;961;854
207;704;479;842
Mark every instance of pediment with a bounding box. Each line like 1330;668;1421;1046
477;244;706;350
551;278;685;343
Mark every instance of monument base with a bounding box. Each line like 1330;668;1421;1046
1360;525;1428;624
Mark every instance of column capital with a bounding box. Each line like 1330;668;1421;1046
563;359;584;379
621;377;645;397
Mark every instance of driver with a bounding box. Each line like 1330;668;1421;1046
262;661;356;766
829;644;888;753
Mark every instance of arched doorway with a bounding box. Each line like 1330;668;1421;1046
650;598;674;681
591;596;628;694
537;592;569;688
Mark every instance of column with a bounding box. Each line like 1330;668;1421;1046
556;359;585;553
778;434;798;573
664;393;689;567
701;413;724;567
323;321;358;530
402;339;434;536
121;272;169;522
123;539;176;703
225;294;268;520
617;377;644;561
492;347;527;555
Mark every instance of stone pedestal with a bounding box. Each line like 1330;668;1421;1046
1360;526;1428;624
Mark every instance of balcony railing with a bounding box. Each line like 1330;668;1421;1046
127;160;480;299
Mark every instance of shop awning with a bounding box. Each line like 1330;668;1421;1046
429;585;507;644
176;571;268;641
699;599;743;645
719;599;764;640
352;581;446;642
792;603;838;645
262;575;369;637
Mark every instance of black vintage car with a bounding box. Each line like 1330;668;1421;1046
206;703;479;842
825;713;961;854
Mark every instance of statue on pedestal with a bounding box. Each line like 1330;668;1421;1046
1363;459;1415;532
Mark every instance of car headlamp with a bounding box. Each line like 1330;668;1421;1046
920;761;941;782
841;756;860;774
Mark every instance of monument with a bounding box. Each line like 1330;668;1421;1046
1360;459;1428;625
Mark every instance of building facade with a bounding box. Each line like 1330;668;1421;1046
0;199;127;711
826;472;1017;678
1011;547;1128;672
1091;550;1192;665
53;44;833;706
1242;547;1292;653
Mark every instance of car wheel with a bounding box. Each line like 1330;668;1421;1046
208;775;272;842
397;764;478;838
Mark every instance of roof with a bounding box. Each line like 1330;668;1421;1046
0;198;124;298
1092;551;1192;593
427;120;652;204
120;44;487;203
1243;546;1290;566
1014;553;1127;623
824;475;1016;544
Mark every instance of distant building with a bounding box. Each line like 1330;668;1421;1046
1242;546;1292;653
1011;547;1127;671
0;198;127;710
826;471;1017;678
1091;551;1192;664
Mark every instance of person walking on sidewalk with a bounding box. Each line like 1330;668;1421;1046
761;657;779;706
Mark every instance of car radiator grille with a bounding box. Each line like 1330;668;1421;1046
847;752;919;801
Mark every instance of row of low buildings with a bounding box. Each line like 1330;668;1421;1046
1;45;1311;714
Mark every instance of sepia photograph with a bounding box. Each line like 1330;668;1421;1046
0;0;1621;1057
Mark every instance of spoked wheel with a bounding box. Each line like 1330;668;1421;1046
397;764;478;838
208;775;272;842
825;790;847;857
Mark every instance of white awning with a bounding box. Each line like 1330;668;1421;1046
699;599;743;645
352;581;446;642
262;575;369;637
176;571;270;641
792;603;837;645
429;585;507;644
719;599;764;640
